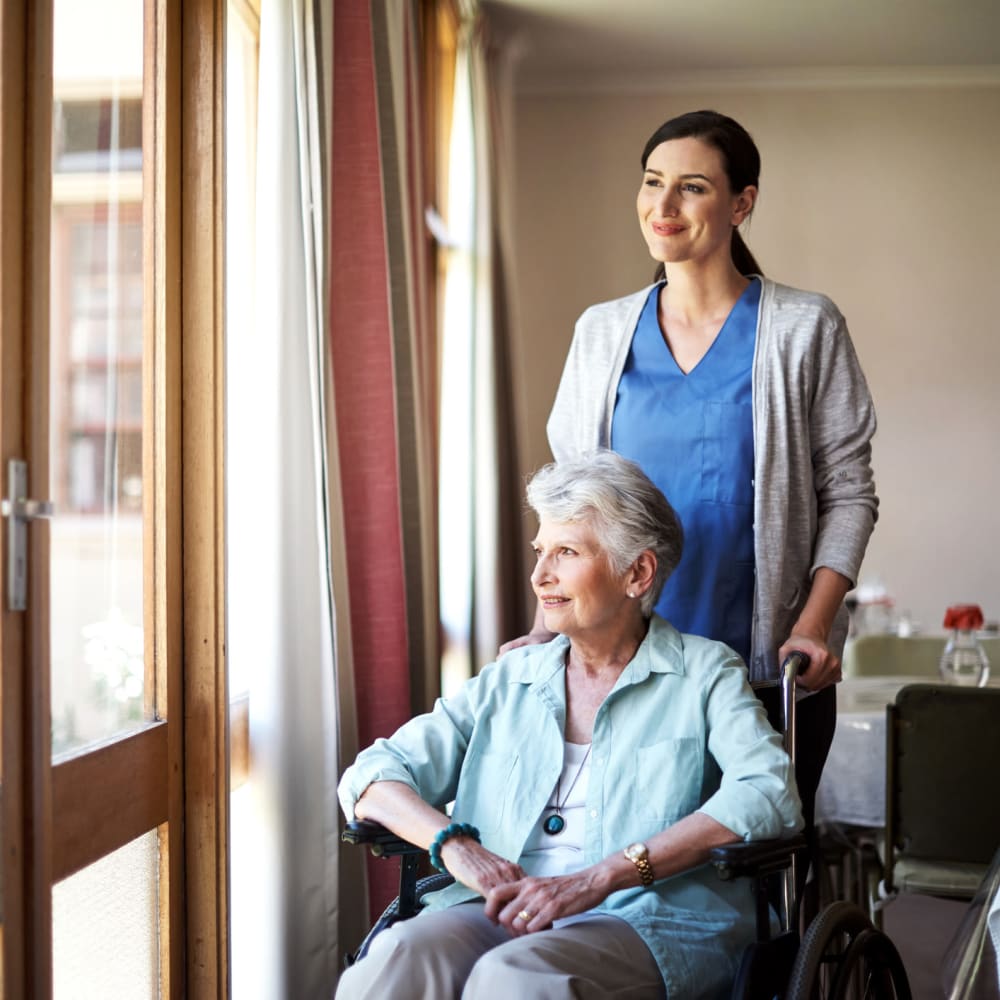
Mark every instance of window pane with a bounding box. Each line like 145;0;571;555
50;0;147;756
52;831;161;1000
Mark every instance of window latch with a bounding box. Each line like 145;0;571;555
2;459;54;611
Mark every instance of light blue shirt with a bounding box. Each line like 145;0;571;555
339;617;802;997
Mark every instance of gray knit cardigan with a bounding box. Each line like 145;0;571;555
547;277;879;682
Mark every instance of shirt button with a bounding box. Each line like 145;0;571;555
590;809;599;819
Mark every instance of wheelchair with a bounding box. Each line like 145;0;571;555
342;655;912;999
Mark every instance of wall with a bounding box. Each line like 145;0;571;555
505;82;1000;634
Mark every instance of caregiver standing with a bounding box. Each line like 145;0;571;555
504;109;878;831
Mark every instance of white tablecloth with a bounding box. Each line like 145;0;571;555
815;676;924;828
815;675;1000;829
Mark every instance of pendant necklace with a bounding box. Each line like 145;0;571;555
543;744;592;836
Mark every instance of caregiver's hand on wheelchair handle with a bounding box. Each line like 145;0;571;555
779;632;841;691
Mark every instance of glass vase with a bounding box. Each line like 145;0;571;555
939;629;990;687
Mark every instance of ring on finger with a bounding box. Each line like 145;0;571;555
517;910;532;923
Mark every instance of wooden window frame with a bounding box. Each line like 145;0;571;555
0;0;229;996
150;0;229;995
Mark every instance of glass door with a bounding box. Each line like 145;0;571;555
48;3;162;996
2;1;176;995
1;1;229;994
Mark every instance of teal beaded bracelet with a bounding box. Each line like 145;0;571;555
429;821;481;874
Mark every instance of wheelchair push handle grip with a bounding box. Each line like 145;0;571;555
781;650;811;677
778;651;810;765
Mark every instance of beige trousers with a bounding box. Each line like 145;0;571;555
335;902;665;1000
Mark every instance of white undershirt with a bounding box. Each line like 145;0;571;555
520;740;591;878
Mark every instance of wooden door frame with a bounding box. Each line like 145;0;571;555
0;0;229;995
175;0;229;994
1;0;55;994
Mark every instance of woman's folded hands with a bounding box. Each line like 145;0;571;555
443;835;617;936
483;865;615;935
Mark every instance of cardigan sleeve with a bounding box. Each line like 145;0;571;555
807;302;879;583
547;288;653;462
547;306;606;462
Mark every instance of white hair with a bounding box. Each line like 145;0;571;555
526;451;683;616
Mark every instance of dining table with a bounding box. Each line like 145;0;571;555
815;673;1000;830
813;671;1000;998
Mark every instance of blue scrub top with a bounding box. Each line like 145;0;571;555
611;279;759;664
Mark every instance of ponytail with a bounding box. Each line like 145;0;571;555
732;229;762;276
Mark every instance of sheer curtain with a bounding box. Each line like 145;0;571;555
439;7;524;693
227;0;339;997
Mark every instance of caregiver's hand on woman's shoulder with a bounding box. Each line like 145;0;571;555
498;626;557;656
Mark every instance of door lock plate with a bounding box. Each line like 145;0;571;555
2;459;54;611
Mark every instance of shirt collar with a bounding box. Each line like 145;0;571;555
617;615;686;686
499;614;686;688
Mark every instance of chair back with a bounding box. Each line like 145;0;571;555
886;684;1000;865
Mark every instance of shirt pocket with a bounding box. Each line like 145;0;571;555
455;748;519;836
633;736;703;824
701;401;754;506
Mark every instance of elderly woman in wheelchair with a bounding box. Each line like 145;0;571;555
337;451;803;999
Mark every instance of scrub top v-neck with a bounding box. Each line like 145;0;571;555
611;278;760;664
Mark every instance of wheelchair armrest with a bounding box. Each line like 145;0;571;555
709;834;807;881
341;820;427;859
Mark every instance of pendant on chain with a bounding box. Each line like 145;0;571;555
543;813;566;836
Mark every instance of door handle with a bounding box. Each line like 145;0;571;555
2;458;55;611
1;497;55;520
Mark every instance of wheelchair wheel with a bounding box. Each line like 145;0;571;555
786;900;911;1000
346;872;455;966
826;928;911;1000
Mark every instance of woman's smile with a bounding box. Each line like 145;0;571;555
540;594;570;608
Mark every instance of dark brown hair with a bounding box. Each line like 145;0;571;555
642;109;762;279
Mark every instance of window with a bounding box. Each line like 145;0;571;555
0;1;228;995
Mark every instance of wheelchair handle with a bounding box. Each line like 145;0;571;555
782;650;811;676
780;651;811;767
778;650;810;927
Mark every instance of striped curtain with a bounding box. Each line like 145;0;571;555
329;0;440;938
329;0;524;955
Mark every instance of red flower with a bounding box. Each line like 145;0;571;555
943;604;984;630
